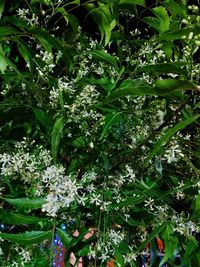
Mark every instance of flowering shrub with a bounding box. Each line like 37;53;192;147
0;0;200;266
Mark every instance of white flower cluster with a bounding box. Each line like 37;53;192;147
0;139;51;186
41;166;78;217
16;8;39;26
36;50;56;78
171;212;200;237
0;139;78;217
163;141;184;164
108;229;124;245
10;246;31;267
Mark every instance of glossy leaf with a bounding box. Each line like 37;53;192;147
33;108;52;134
56;228;73;247
0;51;7;73
159;224;178;267
100;111;122;140
120;0;144;5
158;26;200;41
143;6;169;34
0;26;17;36
137;63;187;75
146;114;200;162
0;0;4;19
103;79;197;104
51;117;65;163
0;209;47;225
90;50;118;69
3;197;46;209
136;222;167;252
0;231;52;245
182;238;199;266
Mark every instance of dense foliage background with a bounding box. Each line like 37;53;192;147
0;0;200;266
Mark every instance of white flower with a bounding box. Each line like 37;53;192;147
144;197;155;211
108;229;124;245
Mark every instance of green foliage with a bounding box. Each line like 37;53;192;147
51;117;65;163
0;209;47;225
0;0;200;266
0;231;52;245
3;198;46;209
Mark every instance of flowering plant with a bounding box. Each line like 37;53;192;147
0;0;200;266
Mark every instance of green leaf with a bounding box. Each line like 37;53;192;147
0;231;52;245
16;38;35;74
119;0;144;5
115;250;125;266
144;6;169;34
0;45;22;75
31;0;53;5
51;117;65;163
103;79;198;104
85;4;105;44
90;50;118;69
182;238;199;266
104;18;117;46
153;6;170;33
0;0;5;19
68;229;91;248
0;51;7;73
72;136;86;148
85;77;116;91
58;7;79;34
136;222;167;252
158;27;193;41
103;79;152;103
137;63;187;76
56;228;73;247
117;240;131;254
0;26;17;36
159;224;178;267
194;194;200;212
154;79;197;94
146;114;200;162
163;0;186;17
3;197;46;209
0;209;47;225
33;108;52;134
100;111;122;140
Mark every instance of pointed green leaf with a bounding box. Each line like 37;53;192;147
0;0;5;19
182;238;199;266
144;6;170;34
0;51;7;73
90;50;118;69
103;79;198;104
158;27;195;41
100;112;122;140
0;26;17;36
33;108;52;134
56;228;73;247
0;231;52;245
51;117;65;163
0;209;47;225
137;63;187;76
146;114;200;162
154;79;197;94
136;222;167;252
3;197;46;209
120;0;144;5
159;224;178;267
